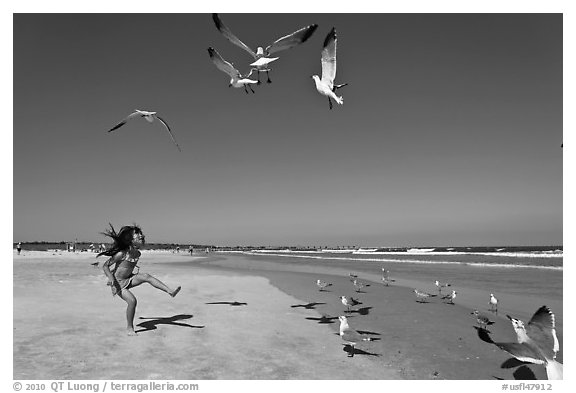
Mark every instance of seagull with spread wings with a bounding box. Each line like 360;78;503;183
207;47;258;94
311;27;347;110
108;110;181;152
490;306;562;380
212;13;318;84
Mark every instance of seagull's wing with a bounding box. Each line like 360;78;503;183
494;342;547;365
108;111;141;132
526;306;559;358
341;327;372;344
154;116;181;152
265;24;318;55
212;14;257;59
320;27;337;85
208;47;241;78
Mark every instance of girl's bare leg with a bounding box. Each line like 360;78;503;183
118;289;137;336
130;273;181;297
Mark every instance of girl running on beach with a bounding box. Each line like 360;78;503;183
98;224;181;335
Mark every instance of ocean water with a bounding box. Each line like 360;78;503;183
249;247;563;269
243;248;563;303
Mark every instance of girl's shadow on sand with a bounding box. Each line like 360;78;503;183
136;314;205;333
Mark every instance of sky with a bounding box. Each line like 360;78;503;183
11;11;564;247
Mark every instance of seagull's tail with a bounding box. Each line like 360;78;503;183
546;360;563;380
335;96;344;105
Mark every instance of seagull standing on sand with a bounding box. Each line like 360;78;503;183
435;280;452;294
316;279;332;291
490;293;499;313
413;289;437;303
207;47;258;94
340;295;362;313
491;306;562;380
338;315;374;357
212;14;318;84
471;309;494;329
352;279;366;293
108;110;181;152
311;27;348;110
442;290;457;304
381;269;393;286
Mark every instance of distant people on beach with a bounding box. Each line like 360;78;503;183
188;246;193;255
98;224;181;336
16;242;22;255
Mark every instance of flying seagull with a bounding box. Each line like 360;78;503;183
491;306;562;380
311;27;347;110
212;13;318;84
338;315;374;357
207;47;258;94
108;110;181;152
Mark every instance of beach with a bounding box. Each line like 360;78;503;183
13;250;562;380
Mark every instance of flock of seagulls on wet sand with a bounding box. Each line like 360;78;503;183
106;15;348;151
312;269;562;379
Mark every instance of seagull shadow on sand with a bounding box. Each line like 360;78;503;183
342;345;381;357
136;314;205;333
291;302;326;310
356;329;381;336
205;301;247;306
349;306;373;315
474;326;495;340
305;315;339;324
512;365;537;380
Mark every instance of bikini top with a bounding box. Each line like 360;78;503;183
123;249;140;264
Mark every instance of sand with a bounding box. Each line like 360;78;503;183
13;251;562;380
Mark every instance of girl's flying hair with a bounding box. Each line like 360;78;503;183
97;223;145;258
